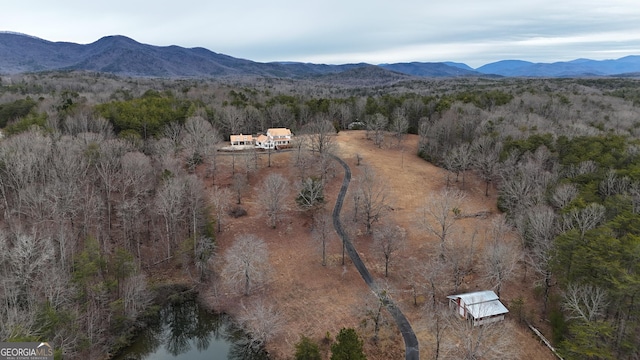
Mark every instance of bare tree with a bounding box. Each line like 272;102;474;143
599;168;630;198
259;173;289;229
442;314;520;360
318;151;337;186
497;169;540;214
561;284;615;359
296;177;324;212
304;116;336;155
630;181;640;214
332;102;354;130
416;188;465;257
367;113;388;148
163;121;184;155
420;304;451;360
240;148;258;176
183;175;207;257
242;105;263;133
409;253;447;308
155;174;186;259
117;151;153;257
564;159;598;178
563;283;609;322
551;183;579;209
63;113;114;139
354;166;391;234
46;136;90;268
481;217;521;297
522;205;558;313
451;143;473;189
77;175;104;244
499;149;555;213
266;104;295;129
238;299;285;350
181;116;221;173
231;172;248;205
6;231;55;304
210;186;232;233
444;232;477;293
390;108;409;147
194;235;215;281
290;146;315;183
95;139;130;239
472;136;502;196
442;150;459;188
1;279;39;342
221;106;245;135
0;130;50;219
312;211;332;266
372;221;406;277
359;289;392;344
223;234;270;296
0;229;59;344
121;273;151;319
562;202;606;240
417;118;431;155
290;135;307;170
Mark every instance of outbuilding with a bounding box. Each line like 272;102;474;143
447;290;509;326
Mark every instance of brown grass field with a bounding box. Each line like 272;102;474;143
202;130;556;360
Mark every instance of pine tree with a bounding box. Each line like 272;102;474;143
330;328;366;360
294;335;321;360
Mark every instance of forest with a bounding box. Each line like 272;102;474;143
0;71;639;359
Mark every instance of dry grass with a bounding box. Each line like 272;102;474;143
201;130;556;360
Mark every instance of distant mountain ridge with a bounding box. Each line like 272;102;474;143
1;32;640;78
476;56;640;77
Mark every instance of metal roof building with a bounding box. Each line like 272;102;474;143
447;290;509;326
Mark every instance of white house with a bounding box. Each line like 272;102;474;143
254;128;292;149
447;290;509;326
229;128;293;150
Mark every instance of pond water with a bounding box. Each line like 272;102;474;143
113;298;268;360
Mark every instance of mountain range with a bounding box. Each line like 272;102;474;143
1;32;640;79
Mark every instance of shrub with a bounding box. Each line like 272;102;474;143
228;206;247;218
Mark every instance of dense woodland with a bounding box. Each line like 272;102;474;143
0;72;639;359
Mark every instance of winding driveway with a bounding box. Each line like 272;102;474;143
331;155;419;360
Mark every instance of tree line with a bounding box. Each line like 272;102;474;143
0;115;219;357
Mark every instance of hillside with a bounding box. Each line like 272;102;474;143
0;32;428;79
3;32;639;78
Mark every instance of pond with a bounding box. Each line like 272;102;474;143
113;297;269;360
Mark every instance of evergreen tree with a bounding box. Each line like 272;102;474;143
294;335;321;360
330;328;366;360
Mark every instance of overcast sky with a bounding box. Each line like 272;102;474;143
3;0;640;68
